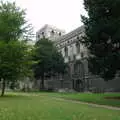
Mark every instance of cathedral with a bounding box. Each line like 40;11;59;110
36;24;120;92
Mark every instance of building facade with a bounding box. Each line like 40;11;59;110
36;24;65;41
54;26;89;91
36;24;120;92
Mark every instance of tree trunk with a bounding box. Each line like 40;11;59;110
1;79;5;97
41;75;44;90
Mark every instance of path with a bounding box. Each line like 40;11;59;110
18;93;120;111
52;97;120;111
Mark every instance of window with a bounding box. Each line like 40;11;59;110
41;32;45;38
74;63;78;74
59;32;61;36
68;56;71;61
38;34;40;38
81;52;84;58
73;54;76;61
64;46;68;57
42;32;44;35
77;36;79;40
76;42;80;54
51;30;54;34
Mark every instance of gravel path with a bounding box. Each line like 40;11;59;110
18;93;120;111
52;97;120;111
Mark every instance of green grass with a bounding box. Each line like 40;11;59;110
40;92;120;107
0;93;120;120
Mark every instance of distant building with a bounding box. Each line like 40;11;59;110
54;26;89;91
36;24;65;41
36;24;120;92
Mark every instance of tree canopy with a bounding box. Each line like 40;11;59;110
0;1;33;42
33;38;67;89
82;0;120;80
0;1;33;96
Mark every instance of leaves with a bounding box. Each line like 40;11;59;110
0;1;33;42
33;38;67;79
0;41;33;80
82;0;120;80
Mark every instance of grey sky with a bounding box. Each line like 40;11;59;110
10;0;86;33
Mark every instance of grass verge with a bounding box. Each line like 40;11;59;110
0;93;119;120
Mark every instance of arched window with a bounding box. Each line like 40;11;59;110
77;36;79;40
41;32;45;38
59;32;61;36
51;30;54;34
38;34;40;38
42;32;44;36
73;54;76;61
81;52;84;58
76;41;80;54
64;46;68;57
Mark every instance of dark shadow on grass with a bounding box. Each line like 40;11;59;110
105;96;120;100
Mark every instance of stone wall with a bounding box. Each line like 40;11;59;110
89;76;120;92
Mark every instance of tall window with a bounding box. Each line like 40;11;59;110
38;34;40;39
81;52;84;58
73;54;76;61
51;30;54;36
41;32;45;38
76;42;80;54
42;32;44;35
65;46;68;57
59;32;61;36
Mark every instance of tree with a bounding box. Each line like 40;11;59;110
82;0;120;80
0;41;33;96
0;1;33;42
0;1;33;96
33;38;66;90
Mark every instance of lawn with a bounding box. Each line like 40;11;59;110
41;92;120;107
0;93;120;120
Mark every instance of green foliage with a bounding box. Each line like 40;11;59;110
0;1;33;42
0;1;33;96
0;41;33;80
82;0;120;80
33;38;66;88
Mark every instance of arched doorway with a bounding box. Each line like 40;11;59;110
73;79;84;92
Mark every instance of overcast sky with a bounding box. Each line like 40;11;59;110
9;0;86;33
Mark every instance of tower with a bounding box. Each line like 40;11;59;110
36;24;65;41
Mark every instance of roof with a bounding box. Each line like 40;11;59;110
56;25;85;44
36;24;66;34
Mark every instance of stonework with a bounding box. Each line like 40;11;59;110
36;24;65;42
36;24;120;92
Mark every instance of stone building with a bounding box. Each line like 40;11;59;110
36;24;65;41
54;26;89;91
36;24;120;92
